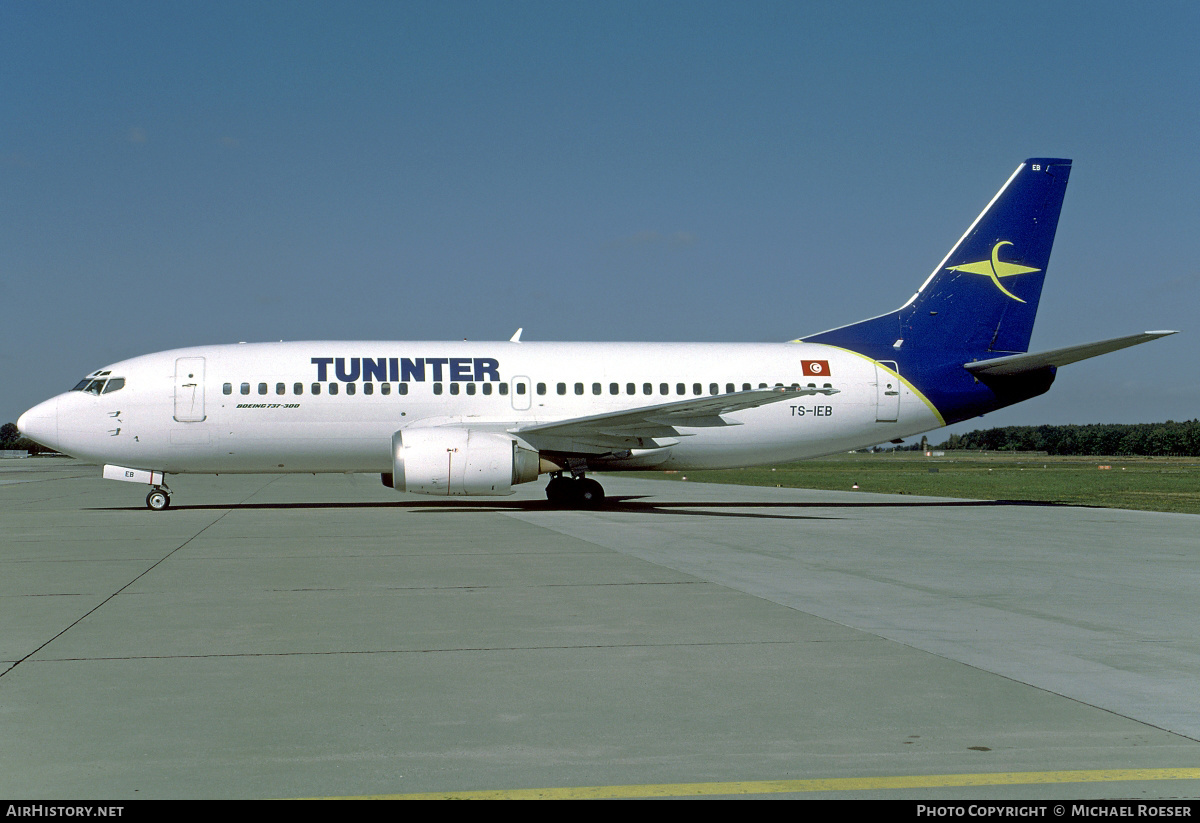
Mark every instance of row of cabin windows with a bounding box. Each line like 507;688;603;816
223;380;815;399
221;381;513;397
509;381;816;396
556;382;766;396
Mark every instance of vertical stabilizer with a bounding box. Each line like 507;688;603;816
803;159;1071;360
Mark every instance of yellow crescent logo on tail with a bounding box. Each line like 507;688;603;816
945;241;1041;303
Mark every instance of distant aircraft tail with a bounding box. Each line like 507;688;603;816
803;158;1072;359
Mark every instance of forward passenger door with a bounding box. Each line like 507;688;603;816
174;357;206;422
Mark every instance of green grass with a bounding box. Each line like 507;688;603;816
624;452;1200;515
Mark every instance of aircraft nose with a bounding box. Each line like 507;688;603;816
17;397;59;450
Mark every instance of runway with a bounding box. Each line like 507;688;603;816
2;458;1198;799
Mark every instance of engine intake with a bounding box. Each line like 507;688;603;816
389;428;539;496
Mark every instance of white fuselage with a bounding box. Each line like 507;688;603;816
21;340;942;477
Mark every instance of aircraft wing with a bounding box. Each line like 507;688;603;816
964;331;1177;377
512;385;838;452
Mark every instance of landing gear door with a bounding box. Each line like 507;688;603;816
174;357;206;422
875;360;900;423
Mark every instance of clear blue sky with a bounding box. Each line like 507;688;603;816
3;1;1196;441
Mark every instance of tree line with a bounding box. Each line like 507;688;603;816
936;420;1200;456
0;422;50;454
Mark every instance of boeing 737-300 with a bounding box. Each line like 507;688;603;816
17;159;1176;509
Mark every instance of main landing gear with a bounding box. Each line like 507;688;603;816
545;472;606;507
146;485;172;511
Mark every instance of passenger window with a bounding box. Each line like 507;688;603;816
609;383;619;395
725;383;735;394
449;383;459;395
742;383;751;391
223;383;232;395
276;383;286;395
643;383;652;395
516;382;526;395
363;383;374;395
626;383;636;395
693;383;702;395
710;383;719;395
241;383;250;395
258;383;268;395
311;383;321;395
557;383;567;395
433;383;443;395
676;383;685;395
498;383;508;395
536;383;546;395
346;383;356;395
482;383;491;395
592;383;601;395
294;383;303;395
575;383;584;395
467;383;477;395
329;383;339;395
660;383;669;395
398;383;408;395
380;383;391;395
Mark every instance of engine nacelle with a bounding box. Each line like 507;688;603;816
389;428;540;496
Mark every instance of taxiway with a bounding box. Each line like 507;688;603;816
1;458;1198;799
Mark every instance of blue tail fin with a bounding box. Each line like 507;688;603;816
803;158;1072;359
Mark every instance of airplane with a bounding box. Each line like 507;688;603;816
17;158;1176;510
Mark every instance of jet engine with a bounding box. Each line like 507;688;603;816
388;428;540;496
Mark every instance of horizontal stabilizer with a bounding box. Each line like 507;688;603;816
964;331;1177;377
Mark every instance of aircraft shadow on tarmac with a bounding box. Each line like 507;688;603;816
92;496;1064;522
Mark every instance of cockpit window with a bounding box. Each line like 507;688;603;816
72;376;126;395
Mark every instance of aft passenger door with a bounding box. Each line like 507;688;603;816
174;357;206;422
875;360;900;423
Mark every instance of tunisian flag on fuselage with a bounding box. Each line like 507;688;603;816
801;360;830;377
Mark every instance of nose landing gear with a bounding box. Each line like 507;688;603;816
146;486;172;511
101;466;173;511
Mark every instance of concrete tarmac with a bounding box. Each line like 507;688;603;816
1;457;1199;799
